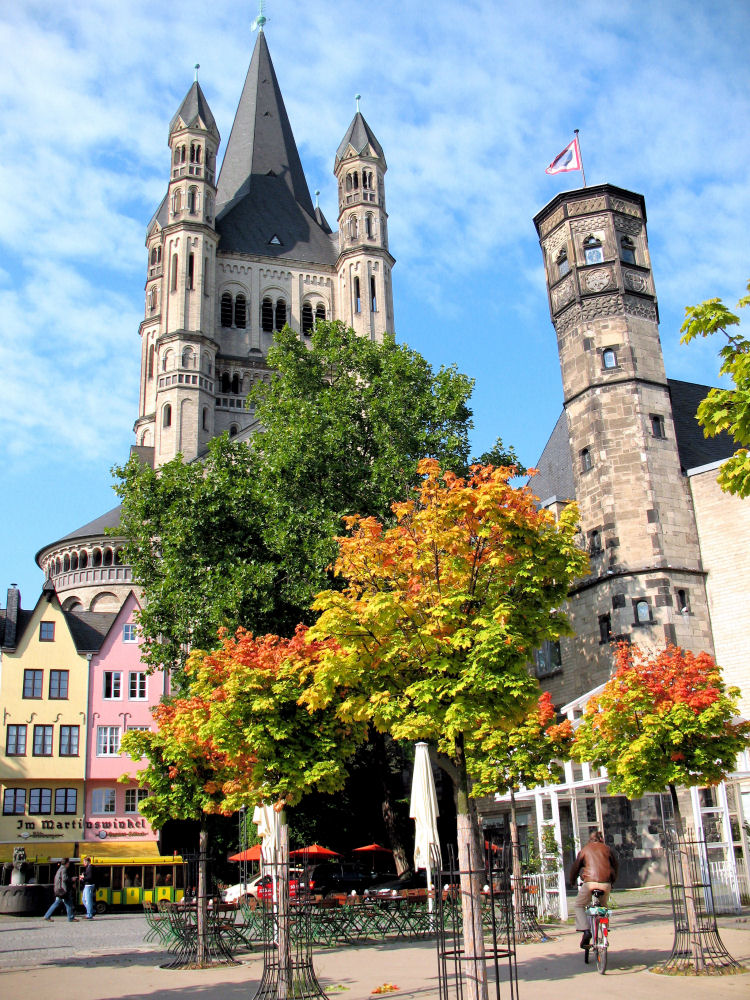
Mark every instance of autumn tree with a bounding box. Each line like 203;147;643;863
303;459;587;1000
572;642;750;971
470;692;573;937
681;279;750;497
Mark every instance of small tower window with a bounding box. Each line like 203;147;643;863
620;236;636;265
371;276;377;312
354;277;361;314
182;348;194;369
315;303;326;323
221;292;233;327
598;613;612;644
365;213;374;238
261;297;274;333
275;299;287;331
580;447;592;472
170;254;178;292
353;171;359;189
346;174;352;192
221;372;230;394
234;294;247;329
148;287;157;312
650;414;666;439
348;216;358;241
162;404;172;428
602;348;617;369
676;589;690;614
634;599;651;624
202;407;209;431
231;373;240;395
187;187;198;214
556;249;569;278
589;529;602;554
229;424;238;438
187;253;195;290
583;235;604;265
302;302;314;335
150;247;158;266
205;193;213;222
147;345;154;379
172;190;182;215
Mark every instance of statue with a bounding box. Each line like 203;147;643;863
10;846;30;885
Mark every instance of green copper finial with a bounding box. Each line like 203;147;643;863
194;63;200;82
315;189;320;208
252;0;268;31
355;94;361;113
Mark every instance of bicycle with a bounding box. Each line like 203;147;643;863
584;888;610;974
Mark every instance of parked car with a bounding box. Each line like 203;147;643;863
306;862;389;897
222;868;305;903
367;870;429;896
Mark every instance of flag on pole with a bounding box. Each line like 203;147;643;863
546;137;582;175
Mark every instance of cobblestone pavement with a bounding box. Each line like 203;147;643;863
0;898;748;1000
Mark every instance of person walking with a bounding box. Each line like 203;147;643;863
43;858;78;922
569;830;618;951
80;855;96;919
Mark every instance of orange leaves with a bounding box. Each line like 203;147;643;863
610;642;722;716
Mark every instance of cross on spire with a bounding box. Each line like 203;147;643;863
252;0;268;32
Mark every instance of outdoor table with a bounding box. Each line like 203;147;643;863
160;901;241;968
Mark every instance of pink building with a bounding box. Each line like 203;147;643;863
85;592;167;854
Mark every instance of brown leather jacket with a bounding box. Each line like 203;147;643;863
569;840;618;886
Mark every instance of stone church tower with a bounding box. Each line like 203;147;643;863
36;26;395;607
532;185;715;702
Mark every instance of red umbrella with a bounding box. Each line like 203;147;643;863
228;844;263;862
352;843;393;854
289;843;340;858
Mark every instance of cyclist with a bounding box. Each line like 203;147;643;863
569;830;618;951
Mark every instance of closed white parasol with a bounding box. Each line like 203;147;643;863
410;742;442;911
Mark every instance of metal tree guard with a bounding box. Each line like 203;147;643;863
661;827;742;974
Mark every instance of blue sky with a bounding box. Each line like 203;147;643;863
1;0;748;603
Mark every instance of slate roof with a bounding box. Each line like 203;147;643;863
169;80;220;139
668;378;737;472
64;608;119;653
335;111;385;167
529;410;575;505
214;32;335;264
57;504;124;544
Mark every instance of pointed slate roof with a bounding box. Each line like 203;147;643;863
335;111;385;168
215;32;335;264
169;80;219;139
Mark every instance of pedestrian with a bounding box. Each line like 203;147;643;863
80;855;96;919
569;830;618;952
44;857;78;921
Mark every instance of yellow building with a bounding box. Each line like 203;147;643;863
0;581;115;862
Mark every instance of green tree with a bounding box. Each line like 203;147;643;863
681;279;750;496
303;459;587;1000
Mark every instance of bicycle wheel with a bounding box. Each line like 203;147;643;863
596;920;608;974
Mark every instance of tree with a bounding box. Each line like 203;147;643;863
469;692;573;937
303;459;587;1000
681;279;750;496
572;642;750;971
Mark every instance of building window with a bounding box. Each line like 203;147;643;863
634;599;651;624
602;348;617;369
103;671;122;699
583;235;604;265
96;726;121;756
229;424;239;438
147;345;155;378
354;277;361;313
302;302;314;335
261;297;274;333
650;414;666;439
535;640;562;678
33;725;53;756
3;788;26;815
676;589;690;614
25;666;46;699
59;725;79;756
580;447;592;472
589;529;602;554
39;621;55;641
556;249;569;278
202;407;209;431
29;788;52;815
55;788;77;814
221;291;233;327
49;670;69;700
620;236;636;265
170;254;178;292
315;303;326;323
162;404;172;429
187;187;197;214
6;725;27;756
274;299;287;331
187;253;195;290
125;788;149;813
234;294;247;328
92;788;117;814
598;614;612;644
123;624;137;643
371;276;377;312
129;672;147;700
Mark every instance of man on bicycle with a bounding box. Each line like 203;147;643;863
569;830;618;951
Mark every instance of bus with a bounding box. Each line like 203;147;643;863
84;856;187;913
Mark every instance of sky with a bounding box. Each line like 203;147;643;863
1;0;748;604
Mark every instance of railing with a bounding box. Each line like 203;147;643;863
52;566;132;590
708;857;748;914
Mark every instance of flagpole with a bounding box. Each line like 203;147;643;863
574;129;586;188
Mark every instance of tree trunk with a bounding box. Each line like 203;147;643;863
455;734;488;1000
277;811;291;1000
197;816;208;966
669;783;704;972
372;728;410;874
509;789;525;940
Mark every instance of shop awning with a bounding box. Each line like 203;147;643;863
0;843;79;863
83;841;161;860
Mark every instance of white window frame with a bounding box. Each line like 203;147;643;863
122;624;137;643
129;671;147;700
92;788;117;814
103;671;122;700
96;725;121;756
124;787;148;813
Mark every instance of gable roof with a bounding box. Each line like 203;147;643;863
214;32;335;264
64;608;119;654
529;410;575;505
335;111;385;168
667;378;737;472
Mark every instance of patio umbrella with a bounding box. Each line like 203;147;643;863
253;803;281;866
228;844;262;862
289;844;340;858
352;843;393;854
409;742;441;913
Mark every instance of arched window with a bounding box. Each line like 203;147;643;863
602;348;617;369
234;294;247;329
172;189;182;215
635;599;650;624
354;277;361;313
162;349;173;372
187;187;198;214
261;297;274;333
205;193;213;222
63;554;70;572
365;213;374;238
221;292;233;327
589;529;601;554
346;174;352;192
620;236;636;265
229;424;239;437
583;235;604;265
556;249;569;278
362;171;370;190
55;557;62;574
231;373;240;395
190;143;202;163
187;253;195;290
182;348;194;369
180;145;186;164
348;216;358;240
150;247;158;266
156;246;162;264
353;171;359;189
147;345;154;379
221;372;230;394
103;549;113;567
202;407;209;431
71;553;78;571
163;403;172;428
115;548;124;565
275;299;287;331
79;551;88;569
315;303;326;323
371;276;377;312
173;148;181;165
148;287;157;312
170;254;178;292
92;549;102;568
302;302;314;335
580;447;592;472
